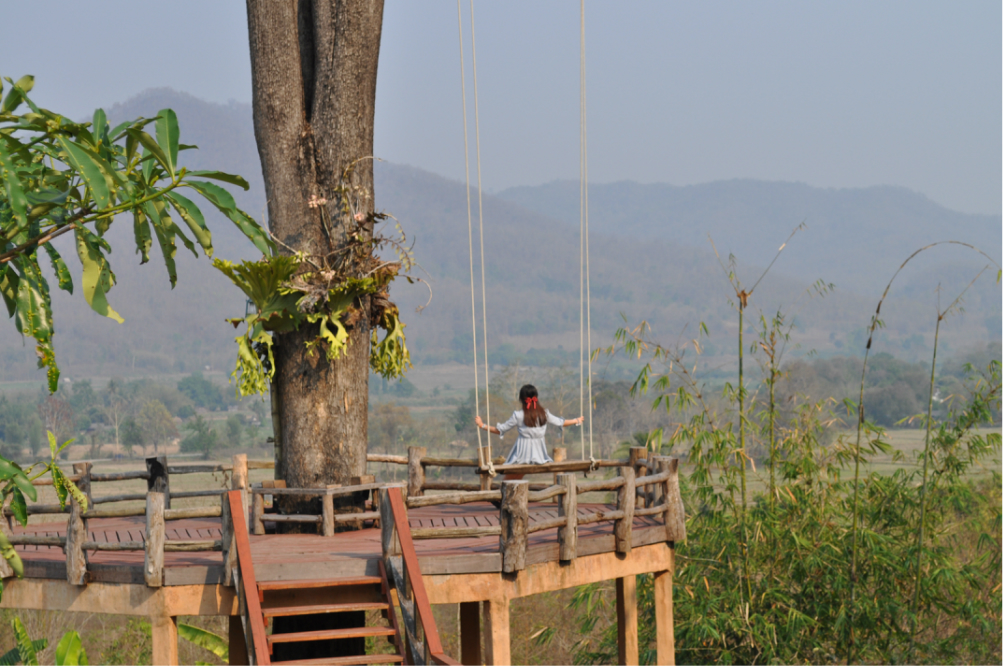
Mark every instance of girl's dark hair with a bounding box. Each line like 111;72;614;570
519;384;546;427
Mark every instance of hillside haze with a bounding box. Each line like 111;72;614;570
0;89;998;384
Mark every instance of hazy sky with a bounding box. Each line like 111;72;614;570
2;1;999;214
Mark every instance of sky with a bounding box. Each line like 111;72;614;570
2;1;1000;215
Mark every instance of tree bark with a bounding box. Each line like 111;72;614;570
246;2;384;660
246;0;384;494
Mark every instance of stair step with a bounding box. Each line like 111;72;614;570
258;576;382;592
263;601;389;618
267;626;396;645
272;655;403;666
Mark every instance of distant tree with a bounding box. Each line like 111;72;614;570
26;417;43;458
121;417;143;458
177;372;225;411
137;400;177;454
368;402;413;455
181;415;218;460
101;379;131;452
249;399;268;425
37;396;74;446
225;415;244;448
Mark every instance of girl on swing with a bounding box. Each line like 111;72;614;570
474;384;584;480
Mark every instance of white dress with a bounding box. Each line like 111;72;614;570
496;410;565;465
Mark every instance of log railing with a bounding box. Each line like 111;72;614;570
247;478;391;536
379;486;460;666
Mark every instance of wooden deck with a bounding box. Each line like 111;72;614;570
11;502;666;586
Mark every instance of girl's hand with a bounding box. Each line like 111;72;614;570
474;415;485;429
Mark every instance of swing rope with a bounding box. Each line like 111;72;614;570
457;0;495;477
580;0;597;471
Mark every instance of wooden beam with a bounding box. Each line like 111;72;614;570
0;578;238;616
151;615;178;666
617;575;639;665
220;492;236;587
557;473;577;561
227;490;270;665
615;466;636;554
65;462;90;586
654;567;675;665
483;598;510;666
500;481;529;573
460;601;481;666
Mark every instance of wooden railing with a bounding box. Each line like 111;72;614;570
223;489;271;665
379;486;460;666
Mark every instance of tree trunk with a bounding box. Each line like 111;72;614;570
247;0;383;492
246;1;384;659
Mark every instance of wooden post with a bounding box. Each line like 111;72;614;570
615;466;636;554
220;492;237;587
228;616;248;666
65;462;91;586
379;487;401;558
460;601;482;666
647;447;659;507
500;480;529;573
231;453;248;526
654;568;675;665
407;446;426;497
321;484;338;537
484;598;510;666
628;447;646;508
477;447;491;491
145;491;166;587
251;491;265;536
556;472;578;561
617;575;639;666
146;455;170;509
151;615;179;666
658;457;686;542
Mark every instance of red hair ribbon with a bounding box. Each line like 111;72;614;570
526;397;539;410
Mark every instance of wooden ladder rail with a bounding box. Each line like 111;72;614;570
380;487;461;666
226;490;271;665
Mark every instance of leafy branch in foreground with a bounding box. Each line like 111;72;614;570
218;159;424;396
0;74;272;392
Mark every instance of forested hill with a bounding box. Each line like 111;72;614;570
498;179;1002;295
0;89;998;383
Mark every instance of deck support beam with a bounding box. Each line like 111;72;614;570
460;601;482;666
484;598;510;665
617;575;639;665
228;616;248;665
654;561;675;665
151;615;178;666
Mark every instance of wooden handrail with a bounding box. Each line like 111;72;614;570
384;487;461;665
227;489;271;665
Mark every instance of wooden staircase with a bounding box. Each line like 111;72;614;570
225;492;408;665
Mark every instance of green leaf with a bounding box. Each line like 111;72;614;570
0;530;25;579
187;181;272;255
0;75;34;113
127;128;172;179
43;244;73;293
155;108;179;179
186;170;250;190
0;460;36;502
55;631;88;666
49;430;57;458
50;465;69;509
132;206;152;264
74;227;124;323
11;617;41;666
0;265;19;318
92;109;107;144
0;640;47;666
166;192;212;256
178;623;229;661
55;137;111;210
146;201;178;287
13;262;53;343
0;136;29;227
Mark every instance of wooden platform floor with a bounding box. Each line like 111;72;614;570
10;502;666;585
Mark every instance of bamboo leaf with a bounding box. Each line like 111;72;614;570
177;623;229;661
11;618;41;666
55;631;88;666
155;108;179;179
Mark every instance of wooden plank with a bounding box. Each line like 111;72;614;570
267;625;397;644
144;491;165;587
262;601;388;618
500;481;528;573
227;490;270;665
163;565;225;587
411;526;501;540
387;487;445;658
271;655;402;665
257;575;382;591
407;490;500;508
617;575;639;665
417;553;502;576
377;558;405;665
615;466;636;554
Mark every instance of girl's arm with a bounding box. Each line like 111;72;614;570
562;416;585;427
474;415;501;434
